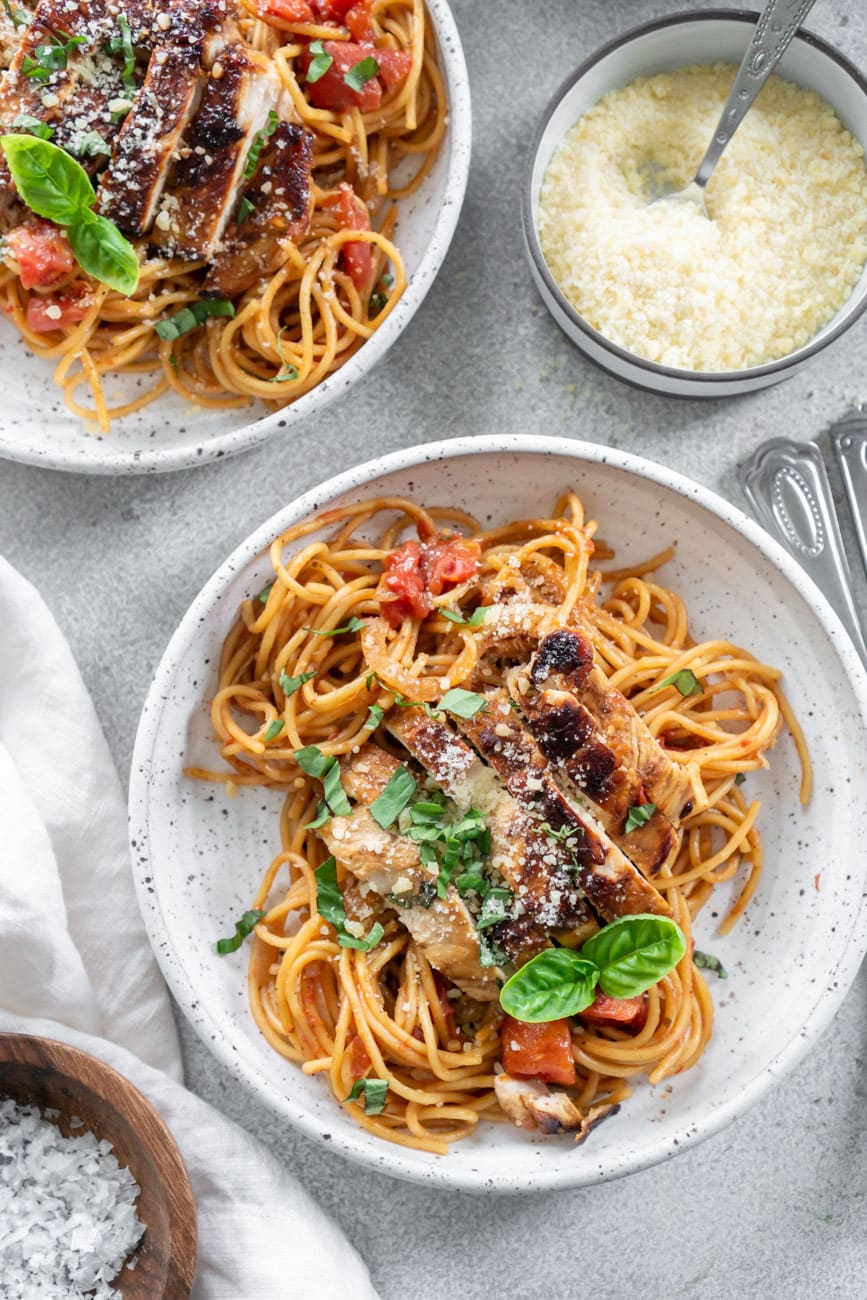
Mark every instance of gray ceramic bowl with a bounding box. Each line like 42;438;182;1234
523;10;867;398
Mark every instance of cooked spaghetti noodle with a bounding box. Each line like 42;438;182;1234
0;0;443;431
191;493;810;1154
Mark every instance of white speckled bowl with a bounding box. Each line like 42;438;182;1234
130;435;867;1192
524;11;867;397
0;0;470;475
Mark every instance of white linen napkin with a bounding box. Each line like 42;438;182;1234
0;557;380;1300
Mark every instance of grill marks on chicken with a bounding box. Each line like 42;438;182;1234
0;0;314;269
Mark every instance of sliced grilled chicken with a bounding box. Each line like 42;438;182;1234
509;632;681;876
494;1073;620;1140
386;708;597;934
319;747;501;1001
205;121;313;295
149;39;282;261
98;0;231;236
454;689;672;921
529;629;702;821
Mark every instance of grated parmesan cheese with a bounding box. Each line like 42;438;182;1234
538;63;867;371
0;1099;144;1299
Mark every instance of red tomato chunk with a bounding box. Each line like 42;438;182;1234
326;181;372;293
377;536;481;627
579;992;648;1030
303;40;412;113
6;220;75;291
25;283;92;334
501;1015;577;1086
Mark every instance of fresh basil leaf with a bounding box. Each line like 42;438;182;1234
263;719;285;742
345;1077;388;1114
304;616;366;636
438;688;487;719
153;298;234;340
305;800;331;831
479;932;508;968
734;772;746;786
216;908;264;955
295;744;334;779
455;871;487;897
11;113;53;140
236;194;254;224
343;54;378;93
693;949;728;979
368;290;388;316
369;765;416;829
279;668;315;697
314;856;345;929
21;53;50;80
580;913;686;999
243;108;279;179
3;0;29;27
624;802;657;834
257;583;273;603
67;210;139;294
366;703;384;728
323;760;351;816
439;606;490;628
338;920;384;952
500;948;600;1022
108;14;136;94
653;668;703;698
365;671;378;691
306;38;333;84
1;134;93;224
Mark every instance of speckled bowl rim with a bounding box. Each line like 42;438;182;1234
0;0;471;476
522;9;867;388
130;433;867;1192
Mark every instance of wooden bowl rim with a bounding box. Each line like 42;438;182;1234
0;1032;197;1297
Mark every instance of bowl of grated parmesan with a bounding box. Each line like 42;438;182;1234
0;1033;196;1298
523;10;867;396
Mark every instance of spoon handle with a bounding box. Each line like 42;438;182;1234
694;0;820;189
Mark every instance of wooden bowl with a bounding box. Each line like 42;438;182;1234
0;1033;197;1298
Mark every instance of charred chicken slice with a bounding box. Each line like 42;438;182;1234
494;1073;620;1140
454;688;672;921
319;747;501;1001
148;39;283;261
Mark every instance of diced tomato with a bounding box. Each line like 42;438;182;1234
344;0;374;41
579;992;648;1030
6;220;75;291
346;1032;371;1078
259;0;315;20
25;283;92;334
433;971;459;1044
326;180;372;293
375;47;412;90
304;41;382;112
312;0;354;19
376;535;481;627
501;1016;576;1086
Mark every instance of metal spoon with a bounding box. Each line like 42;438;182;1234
656;0;820;213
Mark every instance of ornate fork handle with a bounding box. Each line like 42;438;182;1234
694;0;820;189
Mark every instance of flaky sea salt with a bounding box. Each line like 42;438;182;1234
0;1099;145;1299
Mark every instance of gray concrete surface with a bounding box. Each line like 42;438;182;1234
2;1;867;1296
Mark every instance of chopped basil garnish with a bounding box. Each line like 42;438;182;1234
368;290;388;316
22;30;84;80
304;616;366;636
305;800;331;831
439;606;490;629
624;802;657;834
3;0;29;27
11;113;52;140
263;719;285;742
295;744;333;779
236;194;254;224
108;14;136;94
153;298;235;340
693;949;728;979
243;108;279;180
344;1077;388;1114
438;688;487;719
476;886;512;930
366;703;385;728
369;765;416;829
314;857;384;951
257;582;273;603
279;668;315;697
306;38;333;84
734;772;746;786
323;760;351;817
479;933;508;968
653;668;703;698
344;54;378;93
401;794;492;900
216;908;264;955
270;325;298;381
69;130;109;158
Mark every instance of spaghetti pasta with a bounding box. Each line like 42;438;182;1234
0;0;443;431
192;492;809;1154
